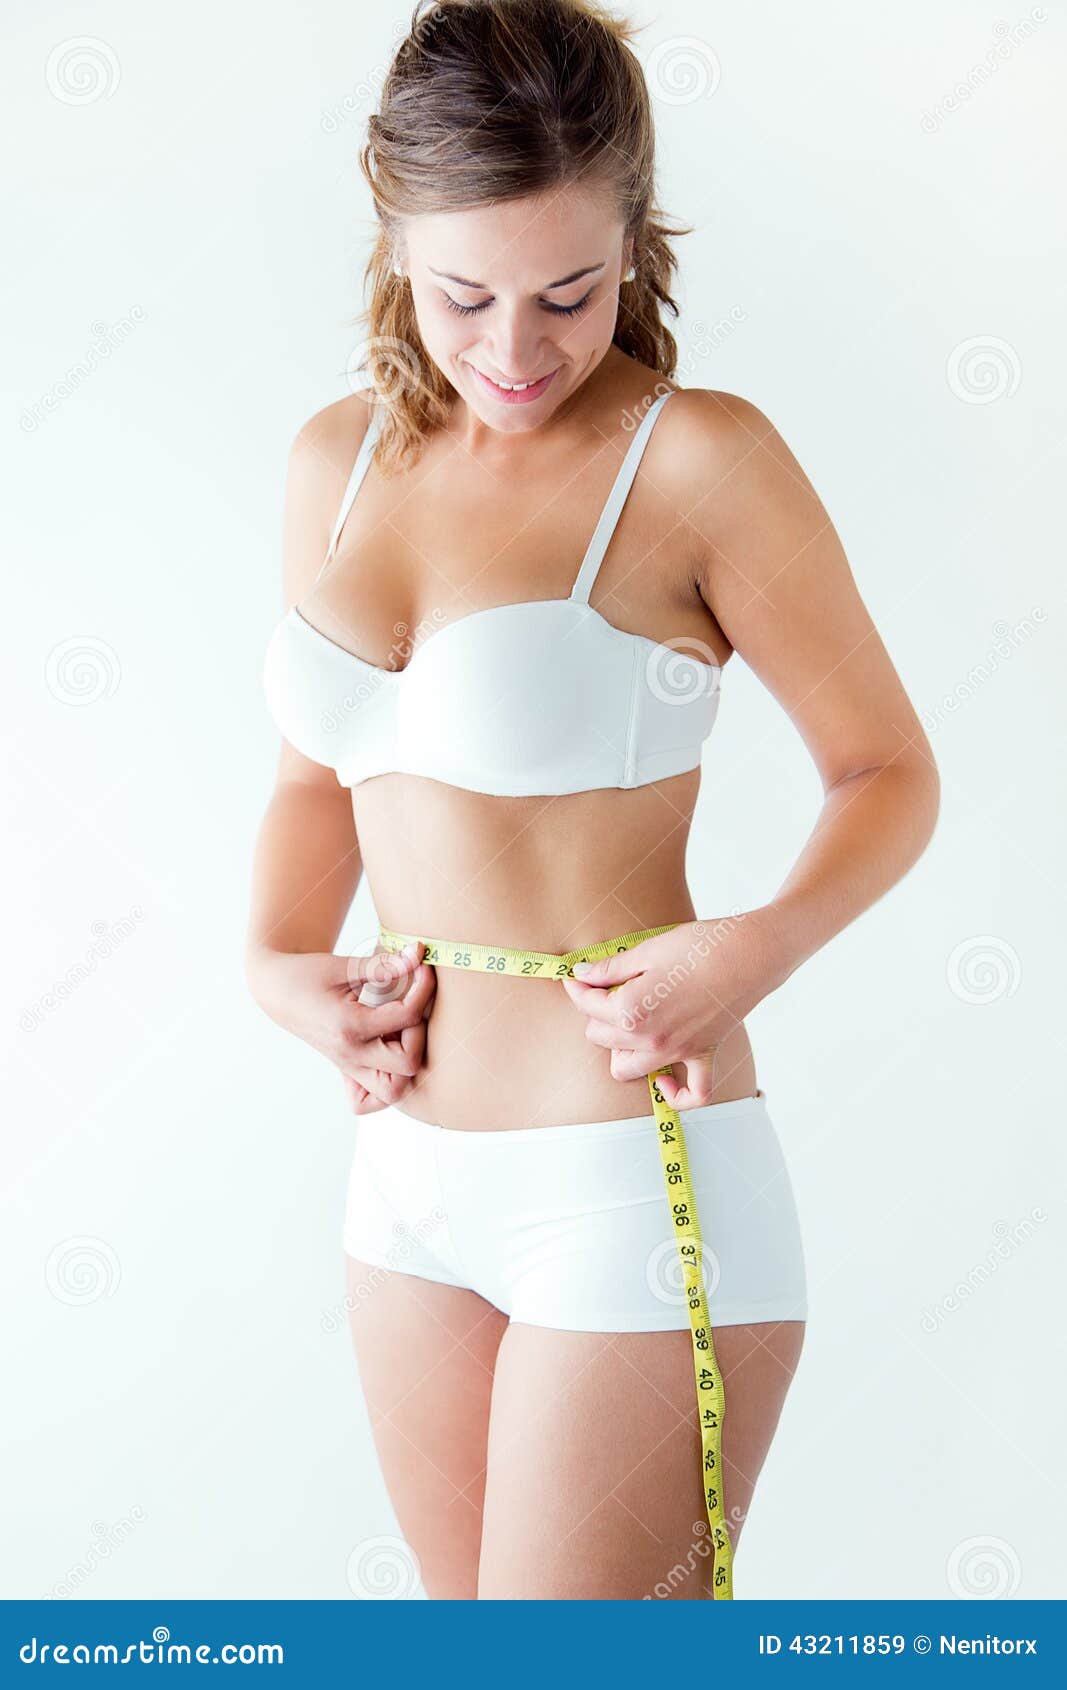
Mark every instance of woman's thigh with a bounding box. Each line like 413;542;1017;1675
345;1255;509;1600
477;1318;806;1600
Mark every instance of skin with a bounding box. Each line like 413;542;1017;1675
246;182;940;1597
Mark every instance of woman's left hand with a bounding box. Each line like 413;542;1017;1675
559;913;789;1109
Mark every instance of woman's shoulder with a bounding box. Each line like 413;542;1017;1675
287;389;376;488
659;385;778;464
655;384;810;516
280;392;377;604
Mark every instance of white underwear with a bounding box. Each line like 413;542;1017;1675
343;1089;807;1333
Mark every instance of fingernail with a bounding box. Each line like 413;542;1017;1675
572;961;592;977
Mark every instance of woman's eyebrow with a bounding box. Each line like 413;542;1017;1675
427;260;606;290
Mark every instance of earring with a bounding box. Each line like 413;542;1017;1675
622;265;636;283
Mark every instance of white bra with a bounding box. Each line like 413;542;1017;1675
262;388;721;797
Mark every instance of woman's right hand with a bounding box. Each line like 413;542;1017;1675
249;943;436;1114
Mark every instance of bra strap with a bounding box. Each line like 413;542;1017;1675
569;389;677;604
313;399;382;583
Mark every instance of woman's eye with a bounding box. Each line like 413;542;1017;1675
442;290;595;319
544;292;595;318
443;296;491;317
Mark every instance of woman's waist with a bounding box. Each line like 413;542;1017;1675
373;895;699;961
400;975;758;1130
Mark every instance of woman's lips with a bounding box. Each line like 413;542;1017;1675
466;363;560;405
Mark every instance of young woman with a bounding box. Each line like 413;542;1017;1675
246;0;939;1600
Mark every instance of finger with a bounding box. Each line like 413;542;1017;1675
355;958;436;1022
582;1016;662;1055
397;1020;426;1070
559;974;641;1028
377;1021;427;1091
342;1072;391;1114
400;962;437;1017
343;978;432;1076
607;1046;667;1084
567;946;649;987
348;1035;418;1078
655;1055;717;1111
346;1065;410;1109
349;991;432;1041
337;944;424;993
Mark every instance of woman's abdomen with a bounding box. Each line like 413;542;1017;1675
351;770;758;1130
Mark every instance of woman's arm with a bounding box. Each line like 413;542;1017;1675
688;388;940;981
245;403;370;989
246;405;434;1109
244;770;364;985
562;389;939;1107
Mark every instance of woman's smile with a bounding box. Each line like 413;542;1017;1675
464;361;562;404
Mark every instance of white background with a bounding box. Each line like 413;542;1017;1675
3;0;1064;1600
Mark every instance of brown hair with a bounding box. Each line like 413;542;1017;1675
350;0;691;474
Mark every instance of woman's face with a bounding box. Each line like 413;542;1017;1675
398;186;631;432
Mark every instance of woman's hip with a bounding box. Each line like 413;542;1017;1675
344;1090;807;1332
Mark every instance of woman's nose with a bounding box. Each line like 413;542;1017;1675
483;314;548;377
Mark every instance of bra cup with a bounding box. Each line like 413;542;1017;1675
399;602;632;788
263;384;726;794
263;615;397;772
264;599;722;793
630;643;721;761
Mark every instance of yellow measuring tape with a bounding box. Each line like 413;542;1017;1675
377;921;734;1599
